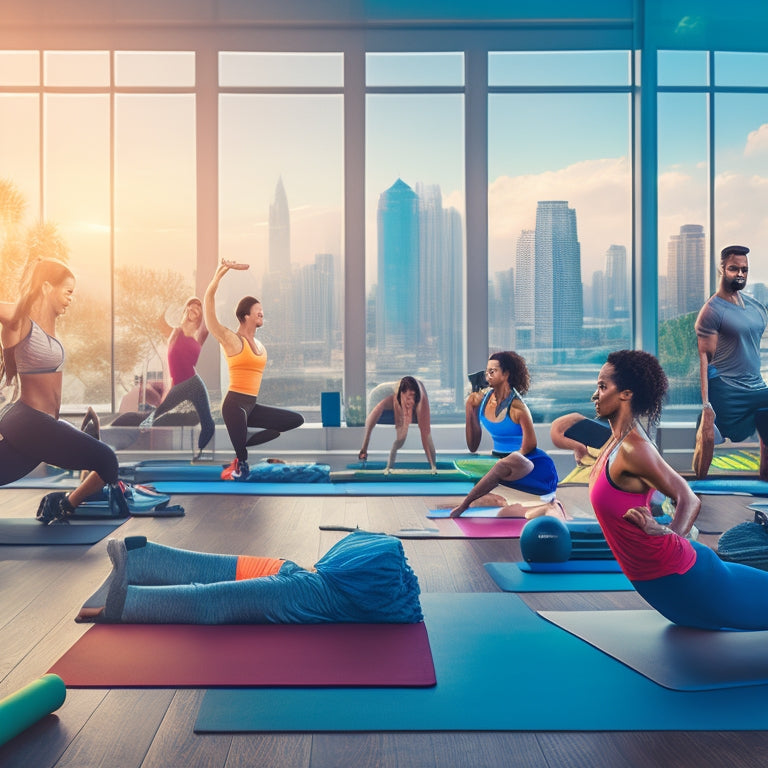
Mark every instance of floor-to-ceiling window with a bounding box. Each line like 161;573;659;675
488;51;633;421
218;52;344;420
365;52;466;418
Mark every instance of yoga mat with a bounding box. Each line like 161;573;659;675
540;608;768;691
123;460;330;484
518;559;623;573
48;621;435;688
6;473;79;490
71;484;184;519
710;448;760;473
347;461;459;471
427;506;525;519
320;518;526;539
0;519;123;546
150;480;475;497
195;592;768;732
331;468;469;483
484;561;633;592
688;478;768;496
0;674;66;746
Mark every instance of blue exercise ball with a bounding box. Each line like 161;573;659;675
520;516;572;563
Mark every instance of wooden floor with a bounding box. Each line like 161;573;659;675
1;482;768;768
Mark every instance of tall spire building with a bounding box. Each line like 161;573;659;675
268;176;290;274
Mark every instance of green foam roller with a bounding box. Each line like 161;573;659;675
0;673;66;746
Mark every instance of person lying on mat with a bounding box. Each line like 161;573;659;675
0;258;127;525
75;530;423;625
204;259;304;481
449;351;562;519
588;348;768;630
139;296;215;460
357;376;436;472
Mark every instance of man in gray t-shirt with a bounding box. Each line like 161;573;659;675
694;244;768;479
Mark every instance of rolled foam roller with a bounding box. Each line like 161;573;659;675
0;673;66;746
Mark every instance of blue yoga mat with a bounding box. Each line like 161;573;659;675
194;592;768;732
689;478;768;496
518;560;623;573
151;480;474;497
123;460;331;484
484;561;633;592
0;519;124;546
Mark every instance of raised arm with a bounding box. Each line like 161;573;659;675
465;391;484;452
203;261;247;356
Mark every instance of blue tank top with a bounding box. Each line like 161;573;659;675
478;389;523;453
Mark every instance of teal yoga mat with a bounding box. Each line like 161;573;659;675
0;519;124;546
194;592;768;732
151;480;474;496
484;561;633;592
0;674;66;746
689;478;768;496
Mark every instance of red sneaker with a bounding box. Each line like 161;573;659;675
221;458;239;480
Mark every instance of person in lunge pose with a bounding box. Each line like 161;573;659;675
693;244;768;479
204;260;303;480
0;258;126;523
588;348;768;630
76;530;422;625
140;297;215;460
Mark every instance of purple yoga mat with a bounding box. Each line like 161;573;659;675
49;621;436;688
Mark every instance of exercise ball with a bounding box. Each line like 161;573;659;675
520;516;572;563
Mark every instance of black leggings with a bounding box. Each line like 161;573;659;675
0;401;119;486
221;391;304;461
152;374;215;452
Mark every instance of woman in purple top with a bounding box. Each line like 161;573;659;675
140;297;215;459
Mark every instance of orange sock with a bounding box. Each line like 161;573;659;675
235;556;284;581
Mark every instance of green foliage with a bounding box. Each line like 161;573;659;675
658;311;698;378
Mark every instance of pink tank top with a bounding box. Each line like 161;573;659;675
167;333;201;387
589;450;695;581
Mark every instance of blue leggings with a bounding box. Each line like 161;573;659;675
633;541;768;630
0;401;118;486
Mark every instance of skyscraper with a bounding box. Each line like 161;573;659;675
667;224;706;317
268;176;290;274
605;244;628;318
514;229;535;327
534;200;583;359
375;178;420;360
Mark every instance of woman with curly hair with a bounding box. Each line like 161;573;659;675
590;349;768;630
450;351;561;518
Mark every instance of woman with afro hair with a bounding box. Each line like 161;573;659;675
590;349;768;630
450;351;562;519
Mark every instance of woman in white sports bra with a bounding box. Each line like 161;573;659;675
0;258;123;524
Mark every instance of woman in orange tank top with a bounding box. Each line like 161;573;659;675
203;260;303;480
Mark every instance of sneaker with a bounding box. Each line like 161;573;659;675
36;492;74;525
109;483;131;517
692;406;715;479
232;459;250;481
221;458;239;480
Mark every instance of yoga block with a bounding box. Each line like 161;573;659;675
321;392;342;427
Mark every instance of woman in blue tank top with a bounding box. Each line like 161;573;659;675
450;351;562;518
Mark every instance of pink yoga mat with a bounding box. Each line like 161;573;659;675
451;517;527;538
49;622;435;688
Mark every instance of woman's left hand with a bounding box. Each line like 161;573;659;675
623;506;672;536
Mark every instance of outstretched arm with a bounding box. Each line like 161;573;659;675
203;261;248;356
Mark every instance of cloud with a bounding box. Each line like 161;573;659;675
744;123;768;157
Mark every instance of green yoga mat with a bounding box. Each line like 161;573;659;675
0;674;66;746
0;519;124;546
484;561;633;592
151;480;474;496
194;592;768;732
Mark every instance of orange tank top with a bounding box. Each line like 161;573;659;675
227;336;267;396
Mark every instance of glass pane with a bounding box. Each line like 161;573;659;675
219;94;344;420
489;51;630;87
115;51;195;87
716;52;768;88
0;94;40;304
0;50;39;86
657;50;708;87
366;93;465;418
44;51;109;87
44;94;111;408
366;53;464;87
114;94;197;417
219;52;343;87
488;92;631;421
657;92;709;414
715;92;768;298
